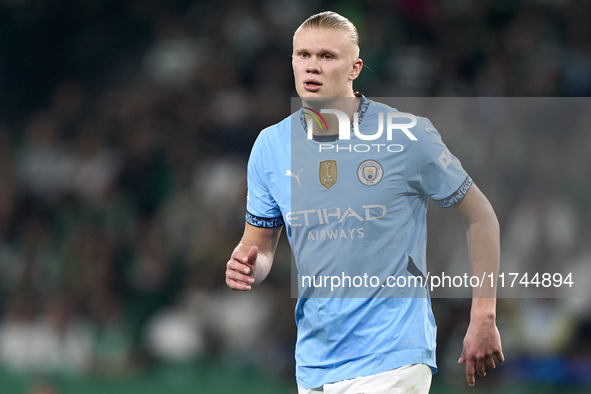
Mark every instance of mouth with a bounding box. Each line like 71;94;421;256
304;79;322;92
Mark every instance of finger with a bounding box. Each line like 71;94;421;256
465;361;475;386
227;259;252;275
476;359;486;377
246;245;258;265
458;353;466;364
485;354;496;370
231;250;248;264
226;269;255;285
494;348;505;363
226;278;252;291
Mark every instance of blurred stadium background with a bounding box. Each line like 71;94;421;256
0;0;590;393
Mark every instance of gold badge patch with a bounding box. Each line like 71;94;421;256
319;160;338;189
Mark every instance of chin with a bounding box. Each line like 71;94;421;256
298;89;322;97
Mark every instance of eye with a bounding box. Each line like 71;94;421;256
299;52;309;58
322;53;333;60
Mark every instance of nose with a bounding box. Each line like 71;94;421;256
306;56;321;74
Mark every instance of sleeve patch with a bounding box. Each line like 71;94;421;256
245;211;284;228
433;176;473;208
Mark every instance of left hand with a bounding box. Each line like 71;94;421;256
458;317;504;386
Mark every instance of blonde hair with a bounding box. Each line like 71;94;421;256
294;11;360;59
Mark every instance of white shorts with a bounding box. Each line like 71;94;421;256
297;363;432;394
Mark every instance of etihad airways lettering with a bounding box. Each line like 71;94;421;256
286;205;386;227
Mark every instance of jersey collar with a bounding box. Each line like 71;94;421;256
298;95;370;142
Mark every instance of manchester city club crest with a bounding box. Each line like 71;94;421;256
319;160;338;189
357;160;383;186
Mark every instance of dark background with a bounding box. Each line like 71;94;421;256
0;0;590;392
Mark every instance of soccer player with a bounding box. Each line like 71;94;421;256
226;11;504;393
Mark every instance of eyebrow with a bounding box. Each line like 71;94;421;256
294;48;339;55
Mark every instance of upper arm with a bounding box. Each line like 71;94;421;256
244;133;283;256
406;118;472;206
450;183;498;228
246;134;283;222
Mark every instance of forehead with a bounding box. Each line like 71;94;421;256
293;28;354;53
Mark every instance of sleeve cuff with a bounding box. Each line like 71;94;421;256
245;211;285;228
432;176;473;208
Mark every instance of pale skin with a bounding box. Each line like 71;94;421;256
226;26;504;387
292;28;363;134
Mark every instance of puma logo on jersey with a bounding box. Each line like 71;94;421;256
286;169;303;185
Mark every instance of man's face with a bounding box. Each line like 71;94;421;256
292;28;362;99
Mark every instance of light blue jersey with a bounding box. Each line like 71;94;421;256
245;97;472;389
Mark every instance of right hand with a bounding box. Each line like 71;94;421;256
225;245;258;290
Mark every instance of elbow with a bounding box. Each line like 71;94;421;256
486;203;500;232
471;204;499;235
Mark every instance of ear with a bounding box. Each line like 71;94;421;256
349;58;363;81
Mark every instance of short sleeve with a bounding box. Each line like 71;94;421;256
405;118;472;208
245;135;284;227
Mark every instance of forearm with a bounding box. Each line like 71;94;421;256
448;180;505;384
465;209;500;316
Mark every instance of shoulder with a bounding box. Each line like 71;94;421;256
366;99;440;142
254;112;296;145
249;111;297;162
364;99;430;125
367;99;397;115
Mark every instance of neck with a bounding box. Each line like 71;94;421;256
302;96;361;136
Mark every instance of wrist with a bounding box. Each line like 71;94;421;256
471;298;496;321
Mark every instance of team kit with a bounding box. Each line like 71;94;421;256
246;96;472;387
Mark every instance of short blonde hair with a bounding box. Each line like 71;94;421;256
294;11;360;58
